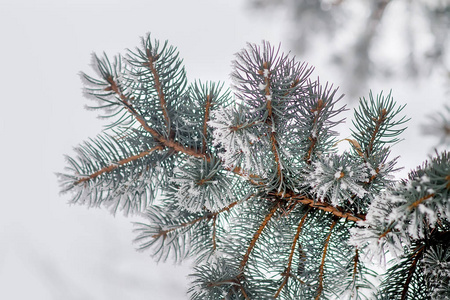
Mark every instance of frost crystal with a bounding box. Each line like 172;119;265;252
349;191;409;265
304;152;368;206
258;83;266;90
209;106;268;176
168;158;238;213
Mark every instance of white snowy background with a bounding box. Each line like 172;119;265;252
0;0;447;299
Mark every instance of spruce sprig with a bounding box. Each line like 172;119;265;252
59;33;450;299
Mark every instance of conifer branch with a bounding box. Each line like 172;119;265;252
316;219;338;300
107;75;209;160
274;209;310;298
202;95;212;154
230;166;263;186
408;193;435;210
274;192;366;222
152;200;240;239
352;247;359;283
401;246;424;300
367;108;387;156
212;214;217;251
260;61;283;180
306;99;325;164
239;201;280;273
105;78;268;185
63;36;450;299
75;145;164;185
144;48;171;135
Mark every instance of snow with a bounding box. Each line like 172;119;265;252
209;106;269;176
305;153;369;205
311;124;318;138
420;174;430;183
418;204;437;224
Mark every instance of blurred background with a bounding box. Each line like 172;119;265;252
0;0;448;299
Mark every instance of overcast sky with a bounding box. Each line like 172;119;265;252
0;1;446;299
0;1;283;299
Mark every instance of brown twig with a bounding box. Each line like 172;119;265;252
239;202;280;272
202;94;212;154
367;108;387;156
379;225;393;240
401;246;424;300
352;247;359;282
306;99;325;164
212;214;217;251
274;209;310;298
144;49;171;134
153;199;241;239
259;61;283;181
378;193;437;239
315;219;338;300
408;193;435;210
273;191;365;222
75;145;163;185
107;75;208;156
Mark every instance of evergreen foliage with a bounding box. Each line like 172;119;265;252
59;34;450;299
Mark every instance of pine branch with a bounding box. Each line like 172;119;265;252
202;94;212;154
106;75;264;188
259;61;283;180
306;98;325;164
367;107;387;156
315;218;338;300
274;191;366;222
352;247;359;283
274;209;310;298
352;90;408;159
408;193;435;210
62;34;450;300
239;201;280;273
151;199;240;239
143;47;171;134
401;246;424;300
106;75;207;159
75;144;163;185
